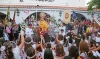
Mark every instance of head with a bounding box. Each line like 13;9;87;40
56;44;65;57
58;19;61;22
69;46;79;59
24;37;32;52
28;24;32;28
61;23;65;27
3;41;14;59
46;43;51;49
44;48;54;59
26;47;36;59
61;29;64;33
63;56;72;59
90;40;96;47
79;41;89;53
58;34;64;41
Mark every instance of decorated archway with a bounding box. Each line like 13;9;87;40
25;12;51;25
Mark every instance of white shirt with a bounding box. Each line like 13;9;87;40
80;52;88;59
59;26;66;34
25;27;33;37
95;37;100;42
13;46;21;59
59;32;65;36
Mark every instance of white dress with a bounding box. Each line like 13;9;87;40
80;52;88;59
13;46;21;59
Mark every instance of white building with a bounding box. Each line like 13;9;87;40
0;0;99;24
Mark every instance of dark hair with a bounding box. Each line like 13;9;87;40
0;42;2;54
90;40;96;47
24;37;32;53
46;43;51;49
34;36;41;44
50;37;55;42
63;56;72;59
63;35;67;47
69;46;79;59
58;34;63;41
26;47;36;59
44;48;54;59
3;41;14;59
61;29;64;31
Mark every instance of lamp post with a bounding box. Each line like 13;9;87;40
16;9;20;16
59;11;62;17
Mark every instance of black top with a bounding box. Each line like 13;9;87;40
0;26;4;37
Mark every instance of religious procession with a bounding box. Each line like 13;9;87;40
0;0;100;59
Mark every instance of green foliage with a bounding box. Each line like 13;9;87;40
87;0;100;11
50;16;60;27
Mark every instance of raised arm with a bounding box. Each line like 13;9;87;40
40;34;44;50
18;31;25;50
56;33;60;43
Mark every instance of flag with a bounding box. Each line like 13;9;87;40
71;10;78;20
62;10;71;24
5;7;10;25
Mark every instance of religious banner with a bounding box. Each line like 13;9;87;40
62;10;71;24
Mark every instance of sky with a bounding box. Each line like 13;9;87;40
85;0;91;6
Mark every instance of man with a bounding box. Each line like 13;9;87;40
59;29;65;36
59;23;66;34
25;24;34;42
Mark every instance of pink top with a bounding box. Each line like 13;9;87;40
85;21;89;25
6;26;11;33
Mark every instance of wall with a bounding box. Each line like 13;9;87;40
0;8;99;24
0;0;86;7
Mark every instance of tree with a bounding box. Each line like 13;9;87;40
87;0;100;11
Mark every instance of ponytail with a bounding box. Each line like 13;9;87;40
6;48;14;59
3;41;14;59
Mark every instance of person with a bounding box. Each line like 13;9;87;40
56;34;64;44
0;21;4;42
12;25;19;40
79;41;89;59
1;31;24;59
44;48;54;59
63;56;72;59
69;46;82;59
59;23;66;34
55;44;65;59
59;29;65;36
26;47;36;59
25;24;34;42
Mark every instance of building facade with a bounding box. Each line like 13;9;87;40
0;0;99;24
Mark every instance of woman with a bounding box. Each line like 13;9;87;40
55;44;65;59
26;47;36;59
2;32;24;59
13;25;19;40
44;48;54;59
79;41;89;59
69;46;82;59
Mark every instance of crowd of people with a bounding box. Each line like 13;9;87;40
0;16;100;59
